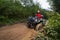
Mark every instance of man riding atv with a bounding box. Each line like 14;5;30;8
27;10;46;31
36;10;43;19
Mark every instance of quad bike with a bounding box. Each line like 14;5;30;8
27;16;46;31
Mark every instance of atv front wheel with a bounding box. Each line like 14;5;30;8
35;23;43;31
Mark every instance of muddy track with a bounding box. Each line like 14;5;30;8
0;23;38;40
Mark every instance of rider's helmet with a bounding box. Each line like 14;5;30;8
37;10;40;13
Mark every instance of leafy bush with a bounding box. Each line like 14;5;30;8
45;13;60;40
35;12;60;40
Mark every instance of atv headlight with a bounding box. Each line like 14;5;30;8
35;19;37;22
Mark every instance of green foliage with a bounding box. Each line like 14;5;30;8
45;13;60;40
48;0;60;13
0;0;40;25
20;0;33;6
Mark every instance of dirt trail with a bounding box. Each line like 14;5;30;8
0;23;38;40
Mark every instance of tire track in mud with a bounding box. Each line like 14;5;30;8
0;23;38;40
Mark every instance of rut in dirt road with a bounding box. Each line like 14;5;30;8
0;23;38;40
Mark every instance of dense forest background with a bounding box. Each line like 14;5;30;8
0;0;60;40
0;0;40;25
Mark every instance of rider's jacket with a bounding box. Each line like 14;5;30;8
36;13;43;19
